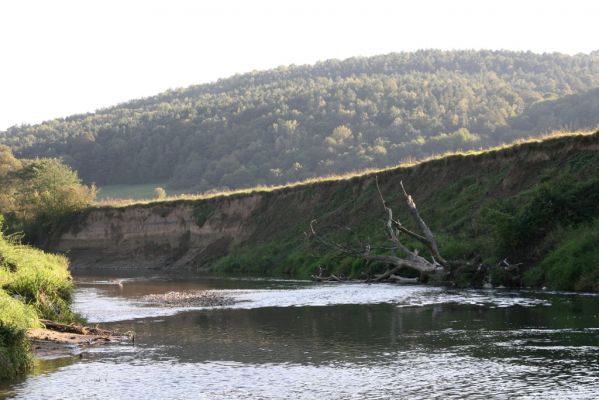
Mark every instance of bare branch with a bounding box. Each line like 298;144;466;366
308;179;449;282
309;218;443;278
399;181;448;267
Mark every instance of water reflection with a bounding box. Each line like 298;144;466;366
2;274;598;399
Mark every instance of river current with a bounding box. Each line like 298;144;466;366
1;272;598;399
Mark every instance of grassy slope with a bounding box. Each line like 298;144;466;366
202;131;599;291
81;131;599;291
0;228;77;380
4;51;599;191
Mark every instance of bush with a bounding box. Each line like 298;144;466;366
524;219;599;291
484;178;599;257
0;156;96;242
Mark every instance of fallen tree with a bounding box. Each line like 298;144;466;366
308;177;454;283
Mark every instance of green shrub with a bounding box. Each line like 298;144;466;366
524;219;599;291
0;220;79;380
193;203;217;227
0;291;40;380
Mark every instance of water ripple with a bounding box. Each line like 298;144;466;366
7;352;598;400
75;284;552;323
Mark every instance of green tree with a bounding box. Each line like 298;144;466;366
2;50;599;193
0;156;96;241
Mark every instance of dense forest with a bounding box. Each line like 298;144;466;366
2;50;599;192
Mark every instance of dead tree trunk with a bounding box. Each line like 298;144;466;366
308;177;450;283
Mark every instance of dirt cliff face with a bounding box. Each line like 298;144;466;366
56;132;599;271
58;195;263;270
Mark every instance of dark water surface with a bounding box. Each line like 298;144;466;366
2;272;598;399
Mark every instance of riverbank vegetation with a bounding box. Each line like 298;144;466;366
0;217;79;380
0;148;94;380
54;130;598;291
2;51;599;194
203;130;599;291
0;145;96;243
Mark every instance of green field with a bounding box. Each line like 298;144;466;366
96;183;190;201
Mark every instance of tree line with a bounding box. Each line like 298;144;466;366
2;50;599;192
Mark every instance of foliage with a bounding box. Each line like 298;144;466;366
193;203;217;227
0;291;39;380
483;173;599;258
0;223;76;322
0;145;22;177
207;135;599;291
2;50;599;193
0;216;78;380
0;151;96;241
524;219;599;291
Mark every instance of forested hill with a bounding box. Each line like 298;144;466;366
2;50;599;192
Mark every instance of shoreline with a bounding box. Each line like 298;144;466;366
27;323;133;360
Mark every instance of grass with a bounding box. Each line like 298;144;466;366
67;128;599;291
206;129;599;290
0;291;39;380
0;220;79;380
524;219;599;291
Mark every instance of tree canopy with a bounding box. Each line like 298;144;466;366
0;148;96;240
2;50;599;192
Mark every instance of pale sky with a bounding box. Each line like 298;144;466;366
1;0;598;130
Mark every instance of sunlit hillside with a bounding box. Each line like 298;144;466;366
2;50;599;195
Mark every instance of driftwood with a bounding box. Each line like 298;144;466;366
308;177;529;287
387;274;419;283
29;320;134;358
309;177;450;283
40;319;115;336
311;274;343;282
39;319;134;345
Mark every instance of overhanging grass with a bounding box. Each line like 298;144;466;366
0;238;76;323
0;225;79;380
0;291;40;380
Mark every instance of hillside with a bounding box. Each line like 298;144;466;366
52;131;599;291
2;50;599;193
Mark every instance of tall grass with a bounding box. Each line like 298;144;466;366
0;291;40;380
0;219;78;380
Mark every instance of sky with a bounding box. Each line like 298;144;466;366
1;0;598;130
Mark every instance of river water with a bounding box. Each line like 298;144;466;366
1;272;598;399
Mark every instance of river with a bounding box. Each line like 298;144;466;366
1;272;598;399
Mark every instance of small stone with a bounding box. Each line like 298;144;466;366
141;290;237;307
